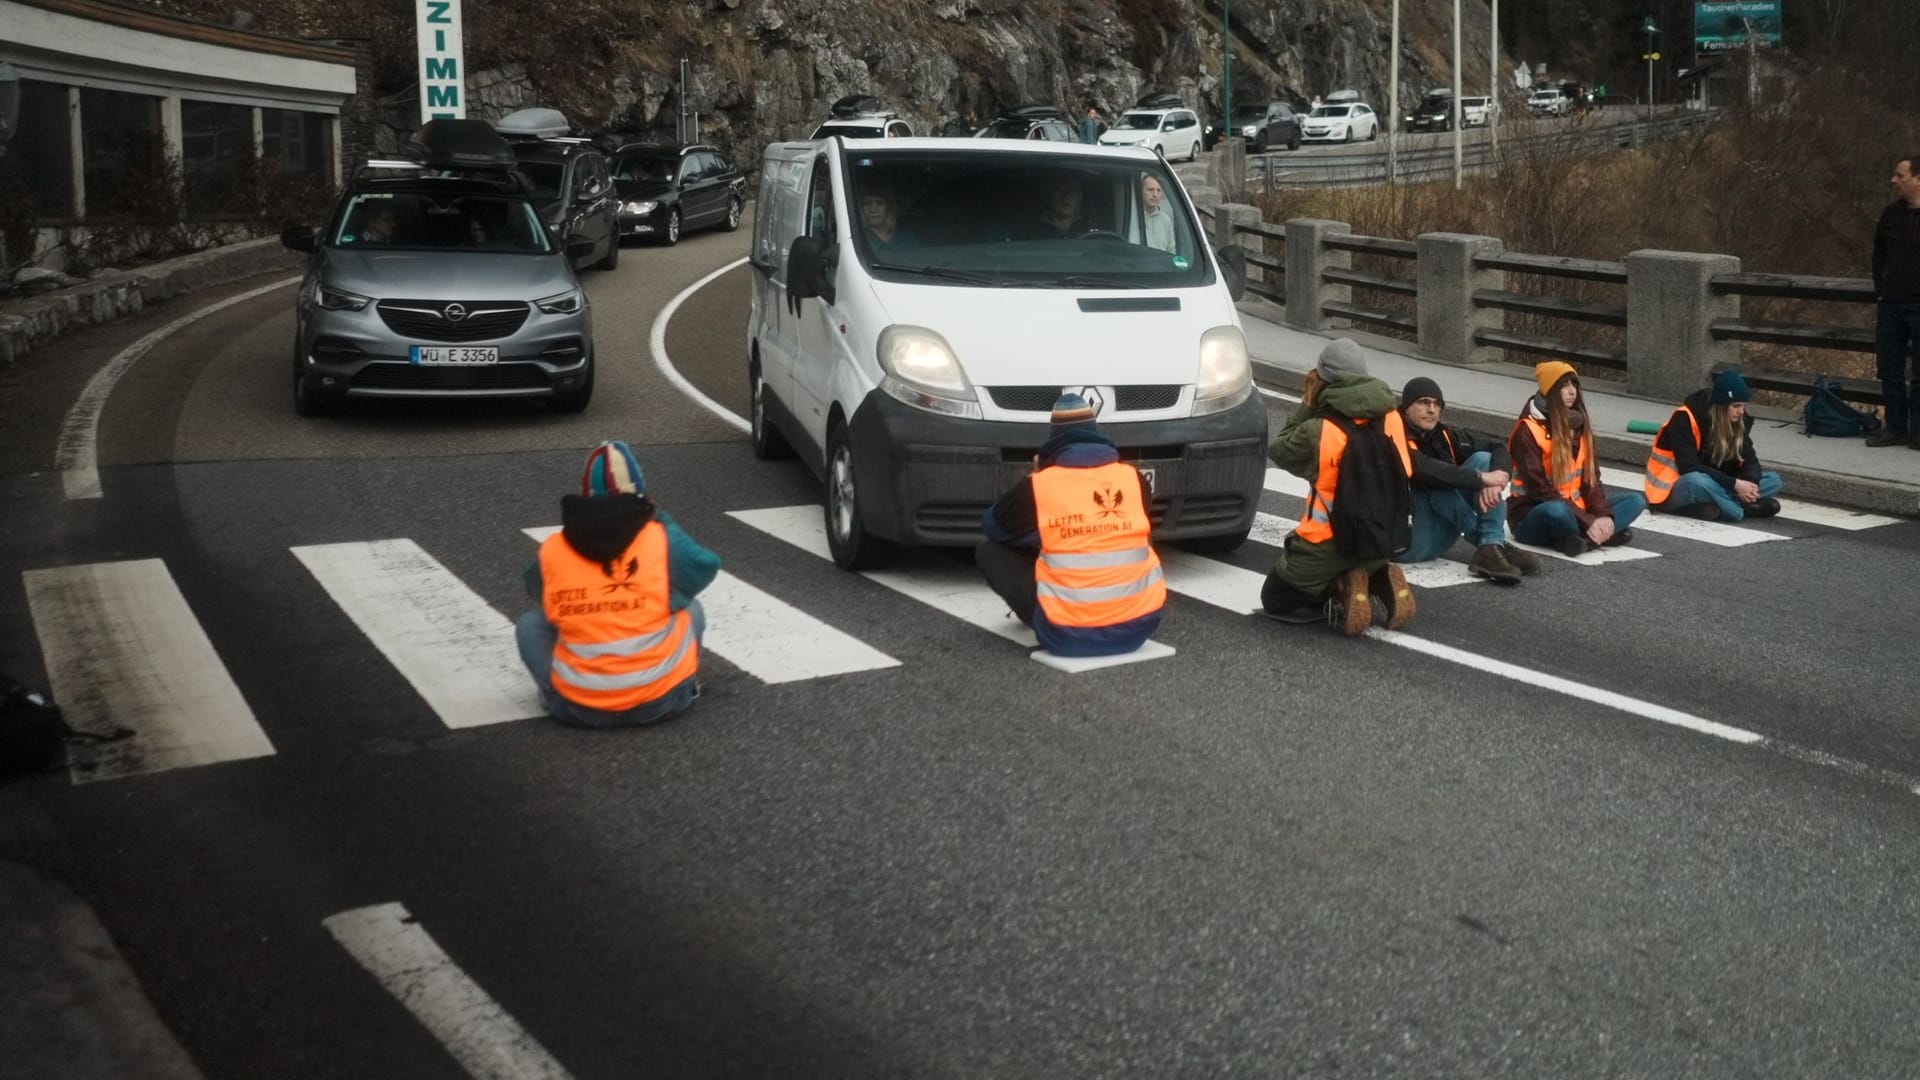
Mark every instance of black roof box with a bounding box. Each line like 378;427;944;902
1004;104;1068;120
1135;90;1184;110
406;118;516;169
829;93;886;118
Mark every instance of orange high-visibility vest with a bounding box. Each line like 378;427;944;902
1509;416;1587;510
1298;411;1414;544
1032;461;1166;629
1644;405;1702;504
539;521;698;712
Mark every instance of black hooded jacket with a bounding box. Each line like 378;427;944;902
1403;418;1510;492
1874;199;1920;303
1653;388;1762;492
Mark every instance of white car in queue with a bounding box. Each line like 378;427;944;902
1301;103;1380;143
1096;106;1205;161
745;137;1268;570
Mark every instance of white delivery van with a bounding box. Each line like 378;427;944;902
746;137;1266;569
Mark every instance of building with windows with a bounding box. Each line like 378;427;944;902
1;0;360;258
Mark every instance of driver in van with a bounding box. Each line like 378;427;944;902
858;175;916;252
1014;173;1093;240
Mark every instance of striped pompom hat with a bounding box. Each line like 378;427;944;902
581;440;645;497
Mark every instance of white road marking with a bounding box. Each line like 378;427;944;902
1263;467;1312;500
1248;510;1296;550
322;903;576;1080
1599;464;1901;533
649;256;751;433
22;559;271;782
293;540;543;728
1508;537;1660;565
56;276;301;500
1158;549;1265;613
1595;466;1787;545
523;526;900;684
1256;385;1302;404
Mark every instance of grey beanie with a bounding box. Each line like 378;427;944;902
1316;338;1367;381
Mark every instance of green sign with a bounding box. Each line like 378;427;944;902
1694;0;1782;53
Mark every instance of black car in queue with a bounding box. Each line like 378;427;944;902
504;137;621;272
609;143;747;246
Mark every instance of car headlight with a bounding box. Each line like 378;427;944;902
1192;326;1251;415
535;289;584;315
877;325;980;418
313;284;372;311
623;200;657;215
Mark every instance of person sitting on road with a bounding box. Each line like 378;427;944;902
1013;173;1094;240
516;441;720;728
977;392;1165;657
1644;369;1783;521
857;175;916;253
1508;361;1647;555
1395;376;1542;583
1259;339;1418;636
1140;174;1177;254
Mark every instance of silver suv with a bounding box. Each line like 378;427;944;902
280;119;596;415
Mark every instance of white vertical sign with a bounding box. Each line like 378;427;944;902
415;0;465;122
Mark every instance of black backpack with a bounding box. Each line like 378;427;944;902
0;674;134;780
1324;414;1414;559
1801;376;1882;438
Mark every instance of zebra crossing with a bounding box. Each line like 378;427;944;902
14;467;1902;783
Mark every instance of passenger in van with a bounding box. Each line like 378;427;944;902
976;392;1166;657
1643;369;1783;520
1014;173;1093;240
1508;361;1646;555
857;175;916;252
1140;174;1176;253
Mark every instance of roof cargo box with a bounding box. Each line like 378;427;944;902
494;107;572;140
1135;90;1184;110
830;93;886;118
406;118;516;169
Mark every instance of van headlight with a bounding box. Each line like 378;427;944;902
1192;326;1251;415
877;325;980;419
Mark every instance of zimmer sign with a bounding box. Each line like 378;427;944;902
416;0;466;121
1694;1;1782;53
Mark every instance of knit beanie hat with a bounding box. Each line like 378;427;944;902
581;440;645;497
1711;369;1751;404
1399;376;1445;410
1049;391;1099;435
1316;338;1367;381
1535;360;1578;396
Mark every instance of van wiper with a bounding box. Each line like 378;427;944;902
873;262;999;286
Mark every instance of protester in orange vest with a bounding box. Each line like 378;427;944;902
1508;361;1646;555
977;392;1165;656
1260;339;1418;636
1644;369;1783;521
515;441;720;727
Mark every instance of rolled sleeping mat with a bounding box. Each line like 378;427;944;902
1625;419;1662;435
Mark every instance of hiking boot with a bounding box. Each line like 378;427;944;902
1674;502;1721;521
1866;430;1910;448
1500;544;1543;575
1329;567;1374;637
1370;563;1417;629
1602;527;1635;547
1746;497;1781;518
1553;534;1589;557
1467;543;1523;584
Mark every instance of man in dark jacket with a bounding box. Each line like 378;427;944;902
1394;377;1541;583
1869;155;1920;448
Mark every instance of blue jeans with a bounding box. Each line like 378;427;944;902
1661;470;1783;521
1396;450;1505;563
1511;492;1648;544
515;600;706;728
1876;301;1920;435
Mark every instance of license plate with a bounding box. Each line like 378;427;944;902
1138;467;1156;488
411;346;498;365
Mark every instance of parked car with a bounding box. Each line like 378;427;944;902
279;119;597;416
1404;90;1457;133
1301;103;1379;143
1235;101;1303;152
1460;95;1496;127
1096;103;1204;160
1527;87;1570;117
494;108;620;272
811;93;913;139
977;105;1079;142
609;143;747;246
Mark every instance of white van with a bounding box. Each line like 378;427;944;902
746;137;1268;569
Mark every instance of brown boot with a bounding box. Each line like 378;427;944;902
1468;544;1523;584
1370;563;1418;630
1329;567;1374;637
1500;544;1543;575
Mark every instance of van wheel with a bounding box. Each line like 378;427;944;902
1178;526;1251;554
825;422;894;571
749;362;792;460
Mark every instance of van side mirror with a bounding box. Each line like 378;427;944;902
1216;244;1248;302
280;224;317;252
785;235;837;311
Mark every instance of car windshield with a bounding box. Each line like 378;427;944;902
1114;112;1164;130
515;161;564;199
1232;107;1265;123
981;118;1038;139
329;192;553;254
613;155;675;182
843;150;1209;289
1309;106;1352;118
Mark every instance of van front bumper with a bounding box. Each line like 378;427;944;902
846;389;1269;547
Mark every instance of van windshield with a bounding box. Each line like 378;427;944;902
330;192;554;254
844;150;1209;288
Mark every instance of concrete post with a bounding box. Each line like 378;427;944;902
1417;232;1506;365
1214;139;1247;202
1285;219;1351;332
1213;203;1265;283
1625;250;1741;401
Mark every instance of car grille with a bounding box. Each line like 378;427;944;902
350;362;550;392
986;385;1185;413
914;502;993;540
376;300;531;343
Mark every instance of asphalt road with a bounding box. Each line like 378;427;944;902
4;218;1920;1079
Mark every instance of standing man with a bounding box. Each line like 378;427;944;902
1394;377;1542;583
1870;155;1920;448
1080;105;1105;145
977;392;1165;657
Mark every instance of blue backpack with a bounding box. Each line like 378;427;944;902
1801;376;1881;438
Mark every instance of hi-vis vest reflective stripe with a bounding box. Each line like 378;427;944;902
540;521;698;711
1032;461;1166;630
1297;411;1414;544
1644;405;1702;504
1509;416;1587;510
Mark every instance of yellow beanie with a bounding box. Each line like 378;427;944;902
1535;360;1577;396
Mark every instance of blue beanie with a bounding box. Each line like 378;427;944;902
581;440;645;497
1711;369;1751;404
1049;391;1099;434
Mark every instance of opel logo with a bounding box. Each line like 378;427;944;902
1076;386;1106;416
442;302;468;322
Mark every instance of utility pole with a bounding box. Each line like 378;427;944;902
1222;0;1232;146
678;58;691;143
1451;0;1463;189
1643;16;1658;123
1387;0;1399;183
1489;0;1498;153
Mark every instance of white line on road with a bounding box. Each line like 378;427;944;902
1256;385;1302;404
322;902;576;1080
56;276;300;500
1598;465;1902;532
648;256;751;433
22;559;273;782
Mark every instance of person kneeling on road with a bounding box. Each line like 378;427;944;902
1259;339;1418;636
1644;369;1783;521
516;440;720;727
1395;377;1542;584
976;392;1166;657
1508;361;1647;556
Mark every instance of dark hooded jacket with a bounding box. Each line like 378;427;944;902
1403;417;1510;492
1653;388;1762;493
1507;393;1614;528
1873;198;1920;303
524;493;720;610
